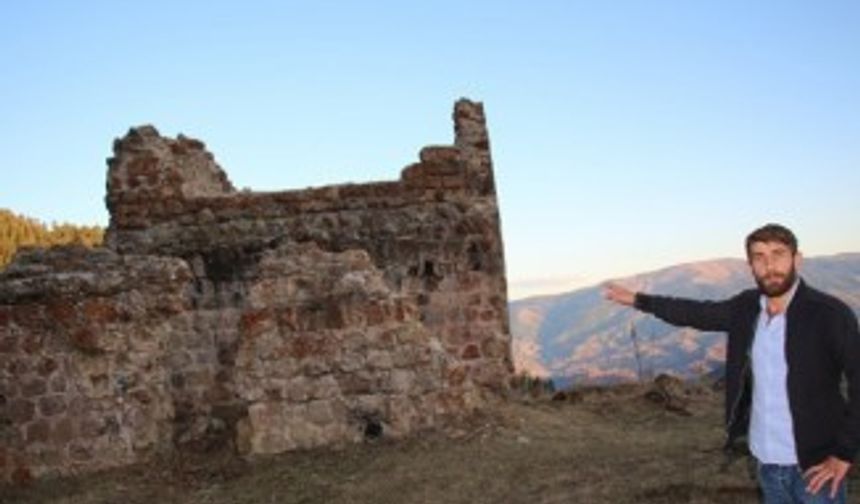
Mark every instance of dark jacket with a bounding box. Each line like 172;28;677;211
634;280;860;469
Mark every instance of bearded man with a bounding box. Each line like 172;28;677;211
605;223;860;503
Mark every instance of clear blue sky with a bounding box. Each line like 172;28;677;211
2;1;859;299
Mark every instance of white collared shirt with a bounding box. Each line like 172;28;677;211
749;280;800;465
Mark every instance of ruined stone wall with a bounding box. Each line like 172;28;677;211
0;247;193;483
233;242;448;454
0;99;512;483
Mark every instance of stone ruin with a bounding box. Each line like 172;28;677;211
0;99;512;483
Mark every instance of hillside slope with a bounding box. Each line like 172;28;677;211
510;254;860;387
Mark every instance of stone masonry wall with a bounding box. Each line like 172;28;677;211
0;99;512;483
233;242;448;454
0;247;193;483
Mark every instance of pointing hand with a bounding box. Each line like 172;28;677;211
603;282;636;307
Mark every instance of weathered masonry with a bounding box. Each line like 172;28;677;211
0;99;512;483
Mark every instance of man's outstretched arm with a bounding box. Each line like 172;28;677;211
603;282;736;332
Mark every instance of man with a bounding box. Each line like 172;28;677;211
604;224;860;503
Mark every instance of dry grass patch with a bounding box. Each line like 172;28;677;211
6;382;858;503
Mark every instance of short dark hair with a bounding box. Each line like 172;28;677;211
745;223;798;258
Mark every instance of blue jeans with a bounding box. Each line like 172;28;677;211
757;462;847;504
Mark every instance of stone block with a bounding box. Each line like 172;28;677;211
285;418;323;450
78;416;104;439
306;400;335;425
49;376;66;393
352;394;384;416
414;370;442;393
21;335;43;354
46;301;77;326
69;442;93;462
339;371;375;395
461;344;481;360
21;378;47;398
26;419;51;443
394;323;426;344
83;299;119;324
69;328;101;353
372;328;397;347
481;335;510;360
11;304;42;328
309;374;339;400
256;430;291;455
12;464;32;485
129;389;153;405
390;369;415;393
0;336;16;353
37;357;59;377
284;376;311;402
52;417;76;443
234;417;253;455
239;309;274;339
8;399;35;423
366;350;393;370
391;346;417;367
0;381;14;403
247;402;282;432
301;357;332;377
5;358;29;376
447;366;468;387
335;351;365;373
365;302;385;326
87;373;111;397
38;396;66;417
472;361;512;389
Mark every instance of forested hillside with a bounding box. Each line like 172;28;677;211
0;209;103;269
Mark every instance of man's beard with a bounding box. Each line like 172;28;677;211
755;267;797;298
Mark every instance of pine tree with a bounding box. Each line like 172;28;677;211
0;208;104;270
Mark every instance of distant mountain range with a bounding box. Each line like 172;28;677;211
509;253;860;388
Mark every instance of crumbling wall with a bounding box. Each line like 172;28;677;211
0;99;512;483
233;242;448;454
0;247;192;483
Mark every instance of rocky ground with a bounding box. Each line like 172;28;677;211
4;381;859;504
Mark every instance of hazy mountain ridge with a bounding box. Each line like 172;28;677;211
510;253;860;387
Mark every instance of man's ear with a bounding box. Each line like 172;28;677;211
794;251;803;270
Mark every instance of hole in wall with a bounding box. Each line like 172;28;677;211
361;414;384;440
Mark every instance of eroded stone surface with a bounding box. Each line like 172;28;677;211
0;247;191;481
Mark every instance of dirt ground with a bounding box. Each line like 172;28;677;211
4;383;859;504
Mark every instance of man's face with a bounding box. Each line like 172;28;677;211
748;240;801;298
